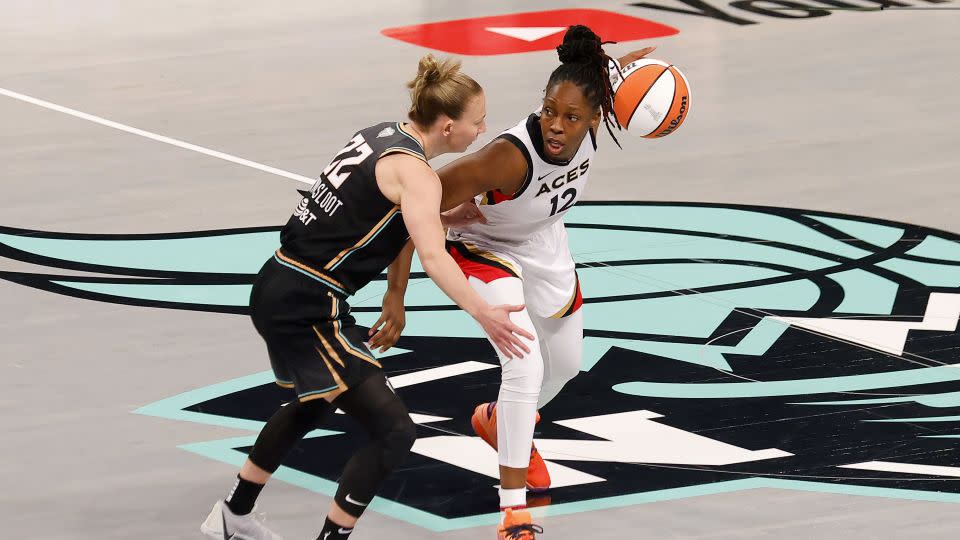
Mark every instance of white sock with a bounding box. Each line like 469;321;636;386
499;487;526;509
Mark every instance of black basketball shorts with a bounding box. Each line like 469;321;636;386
250;257;383;402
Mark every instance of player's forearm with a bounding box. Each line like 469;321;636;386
386;240;414;296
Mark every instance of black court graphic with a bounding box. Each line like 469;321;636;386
5;202;960;530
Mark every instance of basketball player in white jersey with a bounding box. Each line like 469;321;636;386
432;26;655;539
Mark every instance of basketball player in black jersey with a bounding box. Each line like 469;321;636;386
200;55;534;540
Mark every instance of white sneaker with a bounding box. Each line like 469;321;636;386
200;500;283;540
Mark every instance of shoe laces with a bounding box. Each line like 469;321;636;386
504;523;544;539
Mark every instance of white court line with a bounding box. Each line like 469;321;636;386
839;460;960;478
0;86;315;185
388;360;498;389
333;361;498;416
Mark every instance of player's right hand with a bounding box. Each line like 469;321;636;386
617;46;656;67
476;304;534;359
440;201;487;228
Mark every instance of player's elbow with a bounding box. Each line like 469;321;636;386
416;248;449;276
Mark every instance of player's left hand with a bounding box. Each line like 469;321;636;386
368;290;406;353
617;46;657;67
441;201;487;228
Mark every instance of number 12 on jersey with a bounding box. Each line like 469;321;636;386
549;187;577;216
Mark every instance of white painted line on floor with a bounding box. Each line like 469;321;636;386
0;86;315;185
388;360;498;389
839;460;960;478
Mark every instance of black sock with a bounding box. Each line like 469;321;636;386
316;516;353;539
224;474;264;516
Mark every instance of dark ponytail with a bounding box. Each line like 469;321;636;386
547;25;623;148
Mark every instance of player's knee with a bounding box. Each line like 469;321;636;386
380;414;416;471
291;398;329;426
553;350;582;382
501;353;544;395
500;365;543;405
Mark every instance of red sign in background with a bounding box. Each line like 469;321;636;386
382;9;679;56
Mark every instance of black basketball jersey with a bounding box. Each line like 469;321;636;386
275;122;425;296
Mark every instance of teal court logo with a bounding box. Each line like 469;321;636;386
5;202;960;530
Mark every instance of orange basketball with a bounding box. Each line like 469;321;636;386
611;59;691;139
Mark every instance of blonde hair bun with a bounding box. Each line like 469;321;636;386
407;54;482;126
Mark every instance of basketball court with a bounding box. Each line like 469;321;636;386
3;1;960;538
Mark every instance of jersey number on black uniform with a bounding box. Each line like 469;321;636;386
321;134;373;188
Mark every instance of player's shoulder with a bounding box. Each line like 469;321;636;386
483;136;525;159
490;119;534;170
377;148;434;178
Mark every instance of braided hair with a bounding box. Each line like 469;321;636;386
547;25;623;148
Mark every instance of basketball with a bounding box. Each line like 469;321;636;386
611;59;691;139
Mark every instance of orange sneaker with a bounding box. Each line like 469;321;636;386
471;402;550;491
471;402;499;449
526;446;551;492
496;508;544;540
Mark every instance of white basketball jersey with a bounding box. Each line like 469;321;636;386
450;112;597;245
